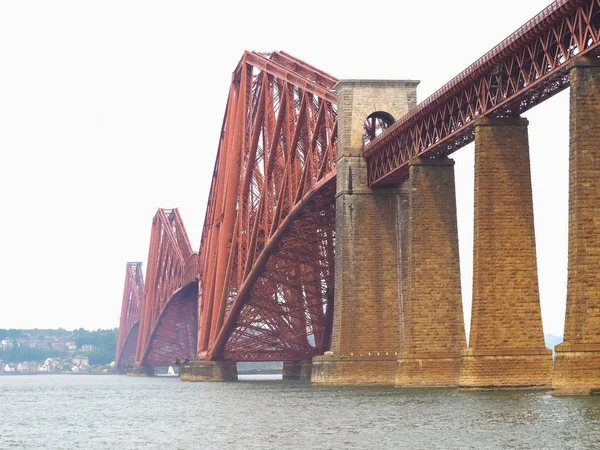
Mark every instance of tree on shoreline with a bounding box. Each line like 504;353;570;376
0;328;118;365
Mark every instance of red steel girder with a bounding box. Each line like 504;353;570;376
115;262;144;368
142;283;198;367
135;208;198;366
197;51;338;361
115;322;139;369
221;179;336;361
365;0;600;186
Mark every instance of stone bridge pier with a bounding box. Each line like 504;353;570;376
553;57;600;396
395;156;466;387
310;58;600;391
459;117;553;390
311;80;418;385
312;79;558;389
312;79;466;386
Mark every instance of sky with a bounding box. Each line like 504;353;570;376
0;0;569;336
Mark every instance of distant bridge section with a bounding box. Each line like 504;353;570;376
115;262;144;368
135;209;199;368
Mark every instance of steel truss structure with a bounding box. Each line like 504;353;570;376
365;0;600;186
115;262;144;368
135;209;199;366
117;0;598;366
197;51;338;361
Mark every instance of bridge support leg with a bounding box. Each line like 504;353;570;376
126;366;155;377
282;360;312;380
396;157;466;388
311;164;403;385
553;57;600;396
312;80;418;386
180;361;238;382
459;117;552;390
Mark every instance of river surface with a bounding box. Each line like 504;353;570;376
1;374;599;449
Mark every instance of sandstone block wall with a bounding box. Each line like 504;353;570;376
180;360;238;382
313;80;418;385
396;157;466;387
282;360;312;380
461;350;552;389
553;57;600;395
312;355;398;385
460;117;552;389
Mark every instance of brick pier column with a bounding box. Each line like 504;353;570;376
311;79;419;385
459;117;552;390
396;157;466;387
553;57;600;396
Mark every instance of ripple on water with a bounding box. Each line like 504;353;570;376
0;375;599;449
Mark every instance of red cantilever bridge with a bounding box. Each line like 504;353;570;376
116;0;600;394
116;52;338;368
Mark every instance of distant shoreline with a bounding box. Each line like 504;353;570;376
1;369;284;376
0;371;117;376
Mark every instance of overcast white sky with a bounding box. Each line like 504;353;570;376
0;0;568;336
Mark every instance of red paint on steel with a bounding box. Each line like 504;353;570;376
115;321;139;368
141;283;198;367
197;51;338;361
135;209;197;366
365;0;600;186
115;262;144;368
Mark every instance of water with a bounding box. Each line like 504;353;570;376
1;375;599;449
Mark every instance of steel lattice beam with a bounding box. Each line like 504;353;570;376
115;262;144;368
197;51;338;361
365;0;600;186
135;208;198;366
143;283;198;367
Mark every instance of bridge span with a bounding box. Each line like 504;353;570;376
116;0;600;395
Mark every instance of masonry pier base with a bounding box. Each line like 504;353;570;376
311;354;397;386
459;349;552;390
282;360;312;380
180;360;238;382
553;345;600;395
126;366;155;377
396;354;462;388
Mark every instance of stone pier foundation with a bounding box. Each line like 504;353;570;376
312;354;398;385
180;360;238;382
553;57;600;396
396;157;466;388
459;117;552;390
311;79;418;385
282;360;312;380
126;366;155;377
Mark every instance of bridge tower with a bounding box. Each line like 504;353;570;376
311;80;418;385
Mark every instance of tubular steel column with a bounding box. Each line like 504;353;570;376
311;80;419;385
553;57;600;396
396;157;466;388
459;117;552;390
